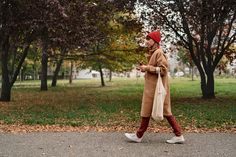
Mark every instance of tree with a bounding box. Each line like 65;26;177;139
0;0;34;101
0;0;67;100
50;0;138;86
51;48;66;87
177;46;195;80
139;0;236;98
50;0;113;86
77;12;144;86
216;44;236;75
27;0;68;91
0;0;140;101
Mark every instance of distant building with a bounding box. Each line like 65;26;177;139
227;59;236;75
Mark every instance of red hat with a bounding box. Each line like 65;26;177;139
147;31;161;43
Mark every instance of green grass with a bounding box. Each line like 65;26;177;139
0;77;235;129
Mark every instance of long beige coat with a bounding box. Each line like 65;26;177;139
140;48;172;117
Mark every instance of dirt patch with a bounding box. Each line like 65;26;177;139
0;124;235;134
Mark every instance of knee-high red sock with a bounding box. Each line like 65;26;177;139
164;115;182;136
136;117;150;138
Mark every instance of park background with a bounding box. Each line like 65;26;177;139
0;0;236;133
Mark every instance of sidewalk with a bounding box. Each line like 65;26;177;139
0;132;235;157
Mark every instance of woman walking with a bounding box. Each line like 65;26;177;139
125;31;185;144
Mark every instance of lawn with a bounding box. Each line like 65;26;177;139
0;77;235;132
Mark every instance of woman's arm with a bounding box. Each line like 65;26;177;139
139;50;168;76
144;64;167;76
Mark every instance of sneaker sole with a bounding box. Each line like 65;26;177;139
124;134;142;143
166;141;185;144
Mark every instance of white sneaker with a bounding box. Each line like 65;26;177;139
125;133;143;143
166;135;185;144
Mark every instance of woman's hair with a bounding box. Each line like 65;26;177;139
146;36;151;40
146;35;159;45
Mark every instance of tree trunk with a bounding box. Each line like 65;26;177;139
10;46;17;77
109;69;112;82
99;64;105;87
51;53;64;87
40;40;48;91
33;63;37;80
0;78;11;101
191;66;194;81
199;71;215;99
10;44;30;86
51;59;63;87
199;71;207;98
69;61;73;84
20;67;24;81
206;71;215;98
0;37;11;101
0;36;31;101
190;46;216;99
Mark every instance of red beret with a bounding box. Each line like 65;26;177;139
147;31;161;43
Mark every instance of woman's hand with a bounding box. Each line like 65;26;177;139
139;65;147;72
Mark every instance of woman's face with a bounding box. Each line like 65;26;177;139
146;38;155;48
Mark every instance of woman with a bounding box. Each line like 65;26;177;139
125;31;185;144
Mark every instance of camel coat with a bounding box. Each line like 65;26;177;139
140;48;172;117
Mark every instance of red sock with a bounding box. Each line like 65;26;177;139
136;117;150;138
164;115;182;136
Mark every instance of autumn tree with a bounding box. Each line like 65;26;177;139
216;44;236;75
177;46;195;80
139;0;236;98
0;0;67;100
78;12;143;86
50;0;113;86
50;0;139;86
0;0;139;101
0;0;35;101
26;0;68;91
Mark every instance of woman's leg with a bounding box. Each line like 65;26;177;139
164;115;182;136
165;115;185;144
125;116;150;142
136;117;151;138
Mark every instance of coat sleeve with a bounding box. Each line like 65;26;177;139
144;50;168;76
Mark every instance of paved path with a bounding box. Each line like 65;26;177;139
0;132;235;157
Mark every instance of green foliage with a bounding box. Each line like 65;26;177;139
78;12;145;74
177;47;194;67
